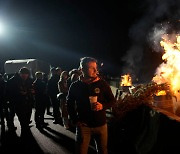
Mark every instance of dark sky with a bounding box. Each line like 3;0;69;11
0;0;179;79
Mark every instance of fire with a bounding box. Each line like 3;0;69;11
152;34;180;94
120;74;132;86
156;90;167;96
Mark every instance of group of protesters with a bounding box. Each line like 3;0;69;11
0;56;116;154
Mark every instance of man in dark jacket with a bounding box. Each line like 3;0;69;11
0;74;6;127
47;67;62;124
33;71;48;128
1;73;17;131
7;67;34;137
67;57;116;154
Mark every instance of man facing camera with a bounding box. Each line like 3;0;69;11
67;57;116;154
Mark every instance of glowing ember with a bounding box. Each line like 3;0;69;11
156;90;167;96
152;34;180;94
120;74;132;86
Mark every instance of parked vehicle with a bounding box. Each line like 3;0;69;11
4;59;51;79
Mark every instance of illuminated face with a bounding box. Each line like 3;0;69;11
83;62;98;78
20;73;29;80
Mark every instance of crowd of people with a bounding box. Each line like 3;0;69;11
0;57;116;154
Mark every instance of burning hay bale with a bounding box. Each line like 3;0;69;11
112;82;169;119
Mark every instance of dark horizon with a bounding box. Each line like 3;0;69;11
0;0;137;77
0;0;179;79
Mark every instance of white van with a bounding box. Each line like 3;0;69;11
4;59;51;78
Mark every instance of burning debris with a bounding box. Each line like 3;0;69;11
152;34;180;114
120;74;132;86
115;74;134;100
113;34;180;119
155;90;166;96
153;34;180;94
113;82;169;119
114;72;169;119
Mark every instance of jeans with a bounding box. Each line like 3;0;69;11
76;123;108;154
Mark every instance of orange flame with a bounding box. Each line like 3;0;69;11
156;90;167;96
120;74;132;86
152;34;180;94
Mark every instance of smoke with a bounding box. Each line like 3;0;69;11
122;0;180;83
149;22;180;52
148;24;169;52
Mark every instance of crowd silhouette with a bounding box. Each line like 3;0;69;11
0;66;82;132
0;57;116;154
0;64;83;153
1;57;177;154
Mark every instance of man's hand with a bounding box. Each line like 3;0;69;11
94;102;103;111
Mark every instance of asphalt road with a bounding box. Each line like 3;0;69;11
0;108;97;154
0;86;118;154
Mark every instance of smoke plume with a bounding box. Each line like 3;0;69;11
122;0;180;83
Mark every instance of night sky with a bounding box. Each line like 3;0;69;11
0;0;179;80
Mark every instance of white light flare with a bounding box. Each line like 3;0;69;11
0;22;5;35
